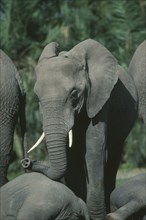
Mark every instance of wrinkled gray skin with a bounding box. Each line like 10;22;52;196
0;172;90;220
129;40;146;124
106;173;146;220
27;39;138;219
0;49;26;187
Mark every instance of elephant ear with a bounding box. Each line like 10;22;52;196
38;42;59;63
66;39;118;118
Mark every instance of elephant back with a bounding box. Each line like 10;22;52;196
0;49;25;123
129;40;146;124
0;49;25;96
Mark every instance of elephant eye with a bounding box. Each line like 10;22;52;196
71;90;79;108
71;89;78;99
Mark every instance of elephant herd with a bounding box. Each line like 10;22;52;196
0;39;146;220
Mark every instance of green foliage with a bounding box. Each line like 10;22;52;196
0;0;145;176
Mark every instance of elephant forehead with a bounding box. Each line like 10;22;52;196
37;56;82;77
35;57;87;98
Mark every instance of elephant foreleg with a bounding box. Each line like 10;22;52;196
106;200;144;220
86;120;107;220
104;141;124;213
0;122;16;186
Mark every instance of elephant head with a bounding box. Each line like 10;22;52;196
32;39;118;180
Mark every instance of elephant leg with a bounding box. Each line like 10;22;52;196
104;141;124;213
106;200;142;220
86;120;107;220
0;122;16;186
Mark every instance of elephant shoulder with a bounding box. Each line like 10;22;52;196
0;49;25;96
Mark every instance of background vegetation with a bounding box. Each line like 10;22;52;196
0;0;145;178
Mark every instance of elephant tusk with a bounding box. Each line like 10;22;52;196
27;132;45;153
69;130;73;148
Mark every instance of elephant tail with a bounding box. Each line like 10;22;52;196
129;40;146;124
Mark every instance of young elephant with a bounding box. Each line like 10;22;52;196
0;49;26;186
106;173;146;220
0;172;90;220
24;39;138;220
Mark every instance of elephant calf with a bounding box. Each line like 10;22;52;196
106;173;146;220
0;172;90;220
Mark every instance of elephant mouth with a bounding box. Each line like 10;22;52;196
27;129;73;153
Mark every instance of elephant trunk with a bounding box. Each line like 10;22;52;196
29;100;72;180
35;100;69;180
43;120;68;180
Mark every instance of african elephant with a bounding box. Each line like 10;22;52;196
106;173;146;220
129;40;146;124
0;172;90;220
25;39;138;219
0;49;26;186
